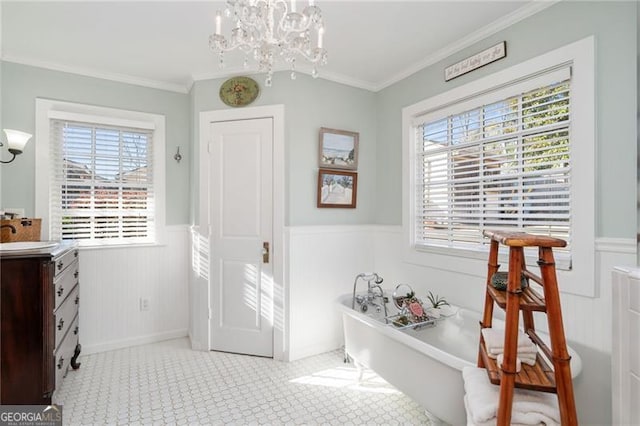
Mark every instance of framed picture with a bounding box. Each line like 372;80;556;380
319;127;359;170
317;169;358;208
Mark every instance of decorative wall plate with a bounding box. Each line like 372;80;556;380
219;76;260;107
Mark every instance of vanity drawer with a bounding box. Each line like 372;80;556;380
54;315;79;389
53;260;79;310
54;248;79;277
54;285;79;349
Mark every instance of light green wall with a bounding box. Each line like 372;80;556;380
376;1;637;239
191;72;377;226
1;1;636;235
0;62;191;225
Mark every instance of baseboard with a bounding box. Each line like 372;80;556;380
288;338;343;362
188;331;209;352
82;329;189;355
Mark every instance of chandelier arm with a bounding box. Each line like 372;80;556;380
211;0;326;83
286;47;326;64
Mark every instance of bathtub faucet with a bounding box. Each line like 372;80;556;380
351;272;389;319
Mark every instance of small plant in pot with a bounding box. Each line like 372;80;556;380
426;291;450;309
425;292;450;318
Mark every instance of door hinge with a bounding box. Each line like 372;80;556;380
208;308;212;320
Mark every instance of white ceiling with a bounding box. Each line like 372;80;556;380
0;1;554;93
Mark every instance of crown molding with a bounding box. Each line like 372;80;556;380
2;1;559;95
373;0;561;92
1;55;190;94
191;65;377;92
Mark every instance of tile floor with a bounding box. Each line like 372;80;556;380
55;338;432;425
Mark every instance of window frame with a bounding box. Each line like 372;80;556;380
402;37;595;297
35;99;166;248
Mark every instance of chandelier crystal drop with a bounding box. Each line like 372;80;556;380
209;0;328;87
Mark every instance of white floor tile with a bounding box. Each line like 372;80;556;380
55;338;432;425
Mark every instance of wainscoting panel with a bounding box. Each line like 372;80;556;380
286;226;376;361
612;265;640;425
371;226;636;425
188;226;210;351
79;225;190;354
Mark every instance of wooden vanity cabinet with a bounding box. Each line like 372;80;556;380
0;243;81;404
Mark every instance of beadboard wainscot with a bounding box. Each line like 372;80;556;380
188;225;210;351
79;225;190;354
370;225;636;425
286;225;376;361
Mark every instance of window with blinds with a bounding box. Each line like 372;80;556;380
414;77;571;254
50;120;155;244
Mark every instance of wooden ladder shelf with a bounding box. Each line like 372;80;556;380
477;230;578;425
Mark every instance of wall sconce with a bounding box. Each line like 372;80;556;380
0;129;32;164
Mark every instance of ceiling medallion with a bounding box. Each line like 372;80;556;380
209;0;328;87
219;76;260;107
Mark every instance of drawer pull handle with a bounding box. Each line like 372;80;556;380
75;296;79;305
57;358;64;369
57;287;64;297
74;271;79;279
57;262;64;271
57;318;65;330
74;250;78;258
74;326;79;335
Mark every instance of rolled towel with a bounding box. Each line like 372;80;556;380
488;351;537;366
488;345;538;356
463;366;560;426
496;353;522;372
482;328;536;353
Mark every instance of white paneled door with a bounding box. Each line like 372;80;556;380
209;118;274;357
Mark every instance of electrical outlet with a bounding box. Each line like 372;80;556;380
139;298;150;311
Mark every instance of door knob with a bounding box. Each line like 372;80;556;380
262;242;270;263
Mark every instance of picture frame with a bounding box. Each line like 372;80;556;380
317;169;358;208
318;127;359;170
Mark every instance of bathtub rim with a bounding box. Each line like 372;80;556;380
337;293;583;378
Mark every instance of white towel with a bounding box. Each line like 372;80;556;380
482;328;536;353
463;366;560;426
496;353;522;373
464;395;544;426
488;351;537;366
488;346;538;356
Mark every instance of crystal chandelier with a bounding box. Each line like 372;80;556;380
209;0;327;86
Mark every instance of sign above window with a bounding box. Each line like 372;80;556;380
445;41;507;82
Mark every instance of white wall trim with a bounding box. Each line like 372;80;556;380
3;2;556;95
192;2;558;93
595;237;637;254
34;98;167;245
83;328;188;355
188;331;208;351
2;56;189;94
198;104;286;361
375;1;560;92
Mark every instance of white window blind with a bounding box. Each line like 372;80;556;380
415;74;571;255
50;119;155;245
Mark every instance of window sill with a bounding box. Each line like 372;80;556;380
74;241;166;251
410;243;572;272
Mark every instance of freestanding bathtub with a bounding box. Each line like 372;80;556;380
337;293;582;425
